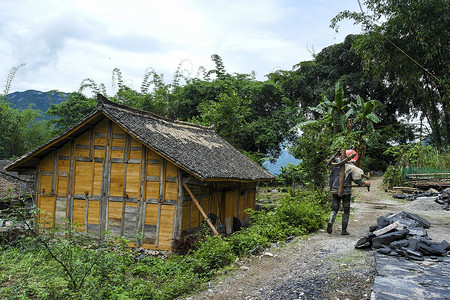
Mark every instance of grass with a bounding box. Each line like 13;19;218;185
0;187;328;299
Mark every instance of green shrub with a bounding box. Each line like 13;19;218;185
189;235;236;276
227;227;270;256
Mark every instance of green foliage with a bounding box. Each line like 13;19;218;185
290;121;331;191
382;165;402;188
46;92;97;135
1;187;328;299
0;100;52;159
188;235;236;276
382;144;450;187
276;163;306;186
331;0;450;148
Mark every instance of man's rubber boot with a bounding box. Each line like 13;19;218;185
341;213;350;235
327;211;337;234
327;222;333;234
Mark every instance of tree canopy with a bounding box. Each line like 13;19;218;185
331;0;450;148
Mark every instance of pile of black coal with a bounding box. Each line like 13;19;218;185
355;211;450;261
392;187;450;210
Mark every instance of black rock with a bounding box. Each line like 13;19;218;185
377;245;392;255
369;224;379;232
417;241;445;256
407;237;420;251
440;240;450;251
355;233;375;249
393;194;408;199
403;211;431;228
377;216;391;229
372;230;409;249
390;239;409;250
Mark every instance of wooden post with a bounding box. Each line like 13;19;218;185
67;139;76;229
172;168;184;241
338;149;346;197
155;157;165;247
183;182;219;236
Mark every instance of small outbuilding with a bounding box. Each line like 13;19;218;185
6;94;274;250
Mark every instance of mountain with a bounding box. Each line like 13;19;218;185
264;148;300;175
6;90;70;113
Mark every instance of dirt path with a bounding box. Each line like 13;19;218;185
183;178;449;300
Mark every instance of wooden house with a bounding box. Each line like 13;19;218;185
6;95;274;250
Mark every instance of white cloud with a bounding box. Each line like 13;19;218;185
0;0;363;96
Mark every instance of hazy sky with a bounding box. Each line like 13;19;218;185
1;0;363;95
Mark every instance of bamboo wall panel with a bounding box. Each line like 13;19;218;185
38;154;55;226
74;131;90;158
128;139;142;160
142;203;158;246
157;205;175;250
123;202;138;238
93;163;103;196
74;161;94;195
110;163;125;197
54;197;67;227
108;201;122;235
57;144;71;197
145;150;161;199
200;197;210;222
164;161;178;201
39;196;56;227
224;191;238;220
87;200;100;235
72;199;86;231
181;200;191;231
191;200;200;228
125;164;141;198
110;124;126;159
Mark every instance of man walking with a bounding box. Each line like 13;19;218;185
327;150;370;235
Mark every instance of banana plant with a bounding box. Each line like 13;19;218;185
291;82;381;162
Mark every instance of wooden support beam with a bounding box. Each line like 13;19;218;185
121;134;130;236
172;167;183;241
338;149;346;197
183;182;219;236
51;150;58;195
155;157;165;247
67;139;76;228
138;146;147;247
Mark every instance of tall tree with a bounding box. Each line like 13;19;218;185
331;0;450;148
47;93;97;135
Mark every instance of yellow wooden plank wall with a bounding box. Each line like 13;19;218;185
38;154;56;227
145;150;161;199
157;205;175;250
164;161;178;201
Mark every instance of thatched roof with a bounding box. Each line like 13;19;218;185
0;171;33;200
7;94;274;182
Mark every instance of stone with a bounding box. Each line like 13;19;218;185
417;241;445;256
376;245;392;255
440;240;450;251
372;230;409;249
389;239;409;250
403;211;431;228
373;220;401;236
407;227;427;236
354;233;375;249
369;224;378;232
376;216;391;229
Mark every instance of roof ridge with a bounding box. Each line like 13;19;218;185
97;94;215;131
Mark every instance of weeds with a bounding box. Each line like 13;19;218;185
0;188;328;299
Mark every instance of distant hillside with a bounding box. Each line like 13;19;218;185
6;90;70;113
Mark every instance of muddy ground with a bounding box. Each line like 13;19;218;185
183;178;449;300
